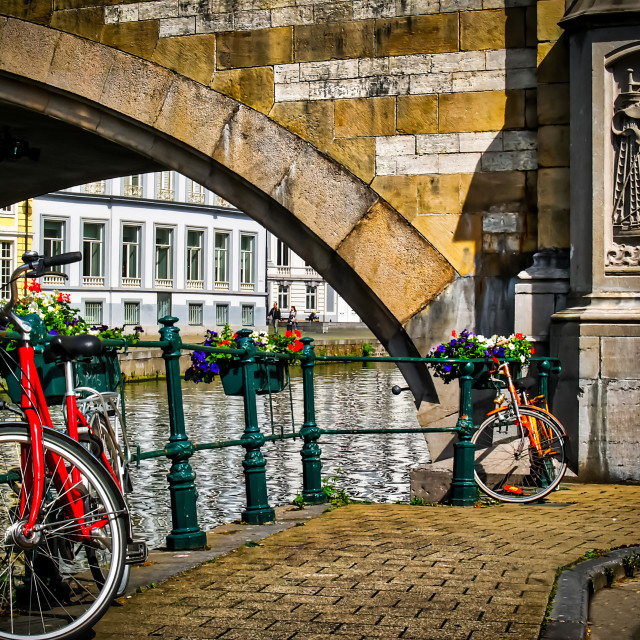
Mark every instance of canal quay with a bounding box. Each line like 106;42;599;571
94;483;640;640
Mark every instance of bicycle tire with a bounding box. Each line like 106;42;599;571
0;424;128;640
472;405;568;503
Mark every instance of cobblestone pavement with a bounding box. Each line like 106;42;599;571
93;484;640;640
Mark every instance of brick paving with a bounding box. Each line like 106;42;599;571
93;484;640;640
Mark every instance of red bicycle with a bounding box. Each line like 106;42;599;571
0;251;139;640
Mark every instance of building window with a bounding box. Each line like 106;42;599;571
276;240;289;266
242;305;254;327
82;222;105;285
306;285;317;311
278;285;289;310
84;301;103;325
188;303;203;326
124;301;140;325
0;204;13;215
157;292;172;320
122;225;141;286
84;181;105;195
0;241;12;298
186;229;204;288
43;219;64;259
124;175;142;197
240;234;255;290
326;284;335;313
157;171;174;200
214;232;229;289
188;181;204;205
155;227;173;285
216;304;229;326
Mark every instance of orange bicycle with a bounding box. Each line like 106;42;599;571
472;358;568;503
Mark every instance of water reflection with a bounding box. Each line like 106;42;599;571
125;363;430;549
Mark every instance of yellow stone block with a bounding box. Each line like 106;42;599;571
461;9;525;51
537;0;565;43
376;13;459;56
538;125;570;167
269;100;335;151
413;213;479;276
326;138;376;184
537;82;569;125
417;174;463;214
217;27;292;70
537;167;570;248
4;0;52;23
461;171;528;213
397;95;438;135
439;91;525;133
335;97;395;138
101;21;159;59
212;67;274;115
51;7;105;41
371;175;418;218
153;35;216;86
294;21;374;62
537;40;569;83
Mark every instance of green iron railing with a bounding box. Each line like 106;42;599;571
1;318;561;551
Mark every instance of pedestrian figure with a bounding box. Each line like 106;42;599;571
267;302;281;333
287;306;297;332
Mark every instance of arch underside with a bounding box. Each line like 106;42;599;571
0;17;459;404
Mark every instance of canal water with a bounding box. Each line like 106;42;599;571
124;362;431;549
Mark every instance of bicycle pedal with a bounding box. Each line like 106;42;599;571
126;540;148;564
503;484;523;495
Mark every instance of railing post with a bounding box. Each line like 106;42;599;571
299;338;326;504
450;360;477;506
538;359;550;406
236;329;275;524
158;316;207;550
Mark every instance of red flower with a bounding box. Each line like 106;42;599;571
220;340;231;346
294;330;301;338
515;332;524;340
531;347;535;354
451;330;457;338
284;330;293;338
28;280;41;293
57;292;70;303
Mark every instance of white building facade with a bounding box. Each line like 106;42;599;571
267;234;360;324
31;172;268;339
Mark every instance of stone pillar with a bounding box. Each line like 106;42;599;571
552;4;640;481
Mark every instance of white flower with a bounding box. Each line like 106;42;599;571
476;335;485;342
520;355;525;362
508;343;515;350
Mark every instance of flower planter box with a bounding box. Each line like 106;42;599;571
219;359;288;397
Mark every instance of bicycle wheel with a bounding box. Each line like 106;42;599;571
0;424;128;640
472;405;567;503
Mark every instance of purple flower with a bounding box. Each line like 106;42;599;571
48;330;58;336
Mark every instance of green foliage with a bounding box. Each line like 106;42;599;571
244;540;259;548
604;566;616;586
361;343;374;357
322;470;353;507
292;494;305;510
622;551;640;577
410;496;426;506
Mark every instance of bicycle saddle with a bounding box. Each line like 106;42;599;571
43;334;104;362
513;376;537;391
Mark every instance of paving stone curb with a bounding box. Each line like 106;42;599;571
541;545;640;640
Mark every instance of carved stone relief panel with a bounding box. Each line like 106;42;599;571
607;57;640;271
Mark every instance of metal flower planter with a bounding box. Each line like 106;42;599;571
218;359;288;397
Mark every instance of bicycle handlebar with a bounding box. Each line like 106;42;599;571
42;251;82;269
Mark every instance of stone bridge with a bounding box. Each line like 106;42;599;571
3;0;637;482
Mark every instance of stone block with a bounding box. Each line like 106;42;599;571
159;16;196;37
537;82;569;125
99;50;172;124
275;82;310;102
430;50;485;73
370;175;419;217
375;13;459;56
417;174;464;214
439;152;481;174
483;211;520;233
326;137;376;183
602;338;640;380
155;77;238;158
235;9;270;30
353;0;396;18
101;20;160;59
458;131;503;153
274;63;299;84
604;381;640;481
514;289;558;339
314;2;353;23
537;0;565;42
538;125;570;167
336;199;456;323
537;39;569;84
217;27;293;69
505;67;537;90
409;73;453;95
196;12;234;33
270;100;335;151
486;47;536;70
152;34;216;85
335;97;395;137
537;167;570;248
413;211;480;275
2;0;52;22
294;21;374;63
416;133;460;154
461;170;527;212
139;0;178;21
274;144;380;250
376;135;416;157
397;95;438;135
48;31;117;103
439;91;515;133
480;149;537;171
460;9;526;51
50;7;105;41
212;69;274;116
410;465;453;504
299;59;359;82
452;70;506;93
502;130;536;150
396;154;439;175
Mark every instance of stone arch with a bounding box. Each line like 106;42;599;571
0;17;458;403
